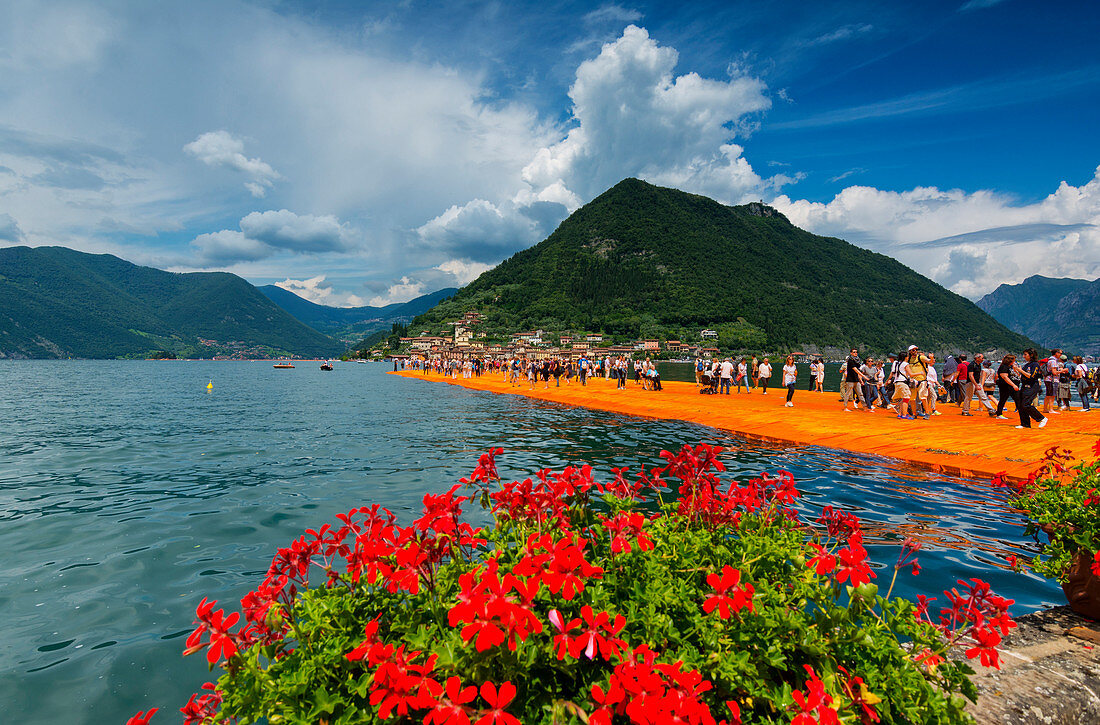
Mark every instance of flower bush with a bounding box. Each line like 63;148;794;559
996;439;1100;582
129;444;1018;725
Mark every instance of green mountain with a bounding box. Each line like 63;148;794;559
0;246;341;359
412;178;1034;353
259;284;457;335
976;275;1100;355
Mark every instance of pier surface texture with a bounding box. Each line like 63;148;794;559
392;371;1098;481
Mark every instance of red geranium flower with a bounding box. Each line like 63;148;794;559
126;709;157;725
702;566;754;619
476;681;520;725
835;538;875;588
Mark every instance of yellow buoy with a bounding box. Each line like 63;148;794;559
207;380;214;390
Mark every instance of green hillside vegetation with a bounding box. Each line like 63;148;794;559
410;178;1035;353
0;246;341;359
977;275;1100;355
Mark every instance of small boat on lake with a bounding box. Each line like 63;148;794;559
273;363;295;369
320;361;334;371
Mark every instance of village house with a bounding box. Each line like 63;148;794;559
700;347;721;358
700;329;718;340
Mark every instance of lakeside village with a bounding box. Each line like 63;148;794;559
365;310;800;364
359;309;1099;367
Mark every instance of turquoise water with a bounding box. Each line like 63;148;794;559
1;361;1060;724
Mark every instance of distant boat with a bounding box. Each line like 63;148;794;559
273;363;295;369
320;361;334;371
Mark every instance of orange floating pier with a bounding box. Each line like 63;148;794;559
392;370;1098;481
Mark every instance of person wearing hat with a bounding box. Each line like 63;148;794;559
906;345;932;419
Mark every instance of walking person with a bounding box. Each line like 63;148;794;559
994;354;1018;419
943;354;959;404
719;357;734;395
735;358;750;393
758;357;772;394
859;357;878;411
1073;356;1091;412
750;355;759;391
961;353;996;416
814;357;825;392
782;355;798;407
1013;349;1047;429
925;353;941;416
1042;349;1062;415
841;348;867;411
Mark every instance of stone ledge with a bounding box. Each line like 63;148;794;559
968;606;1100;724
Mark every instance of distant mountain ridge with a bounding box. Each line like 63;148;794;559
976;275;1100;354
412;178;1034;353
259;285;457;333
0;246;341;359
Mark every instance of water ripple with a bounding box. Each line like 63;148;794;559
0;360;1060;724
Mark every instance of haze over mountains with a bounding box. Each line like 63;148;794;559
258;285;457;336
977;275;1100;355
412;178;1034;354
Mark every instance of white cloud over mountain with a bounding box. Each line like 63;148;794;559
275;275;365;308
191;209;356;264
0;2;1095;304
184;131;280;198
772;165;1100;298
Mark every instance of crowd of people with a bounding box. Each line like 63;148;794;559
826;346;1097;429
396;345;1097;430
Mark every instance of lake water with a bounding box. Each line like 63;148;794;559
1;361;1060;724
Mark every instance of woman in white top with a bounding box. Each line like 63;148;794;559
758;358;773;394
782;355;798;407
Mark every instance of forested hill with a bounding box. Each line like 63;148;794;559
412;178;1034;353
977;275;1100;354
0;246;341;359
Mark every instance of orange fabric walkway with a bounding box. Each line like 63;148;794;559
392;370;1098;481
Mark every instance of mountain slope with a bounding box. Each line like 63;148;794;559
977;275;1100;354
413;178;1034;352
259;285;457;332
0;246;341;358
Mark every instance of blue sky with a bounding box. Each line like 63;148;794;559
1;0;1098;305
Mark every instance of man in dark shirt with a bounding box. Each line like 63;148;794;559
841;348;867;411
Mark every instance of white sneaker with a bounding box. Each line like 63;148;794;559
1015;425;1026;429
785;401;793;407
996;415;1008;420
1038;417;1048;428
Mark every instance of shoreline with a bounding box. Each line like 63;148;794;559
391;370;1097;481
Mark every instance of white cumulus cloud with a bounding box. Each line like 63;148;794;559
771;165;1100;298
275;275;365;307
434;259;494;285
184;130;280;198
191;209;357;265
522;25;775;204
367;277;425;307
